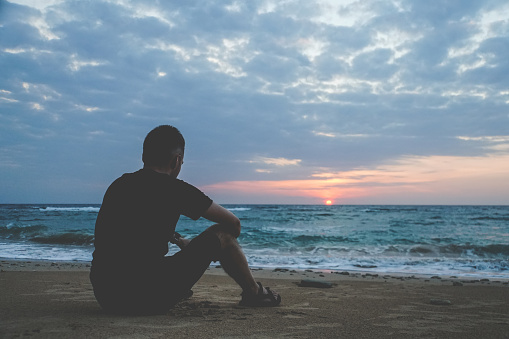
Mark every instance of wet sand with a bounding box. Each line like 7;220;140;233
1;260;508;338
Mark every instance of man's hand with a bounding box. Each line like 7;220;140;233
171;232;191;249
177;237;190;250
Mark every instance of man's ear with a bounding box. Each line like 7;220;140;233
170;155;178;169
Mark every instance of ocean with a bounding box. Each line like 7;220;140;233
1;204;508;279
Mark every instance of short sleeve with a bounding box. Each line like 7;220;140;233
174;179;213;220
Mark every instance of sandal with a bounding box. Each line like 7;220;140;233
239;282;281;307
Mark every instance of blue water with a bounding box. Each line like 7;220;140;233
1;204;508;278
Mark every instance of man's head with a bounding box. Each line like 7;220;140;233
142;125;185;169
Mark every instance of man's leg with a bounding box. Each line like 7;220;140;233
207;224;259;295
206;224;281;306
169;224;280;306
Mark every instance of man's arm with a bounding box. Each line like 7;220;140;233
202;202;241;238
172;202;240;249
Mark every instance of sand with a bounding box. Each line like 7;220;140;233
1;260;508;338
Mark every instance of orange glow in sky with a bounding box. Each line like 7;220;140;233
203;152;509;204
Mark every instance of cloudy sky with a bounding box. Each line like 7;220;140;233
1;0;509;205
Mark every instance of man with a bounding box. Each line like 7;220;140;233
90;125;280;315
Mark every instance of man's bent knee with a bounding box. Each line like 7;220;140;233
205;224;239;250
187;229;222;262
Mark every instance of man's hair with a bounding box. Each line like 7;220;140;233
142;125;185;166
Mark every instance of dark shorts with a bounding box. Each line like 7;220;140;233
90;230;221;315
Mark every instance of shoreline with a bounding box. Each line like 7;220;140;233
1;259;508;338
2;258;508;284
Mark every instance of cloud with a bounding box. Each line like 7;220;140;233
313;131;373;139
251;156;302;167
1;0;509;203
457;135;509;143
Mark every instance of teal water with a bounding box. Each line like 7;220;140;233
1;204;508;278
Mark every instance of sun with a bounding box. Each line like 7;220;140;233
325;200;333;205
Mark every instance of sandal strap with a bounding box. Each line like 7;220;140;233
264;286;277;302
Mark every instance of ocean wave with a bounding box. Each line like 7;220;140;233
0;242;93;262
2;204;508;278
0;225;94;246
402;243;509;257
243;241;509;261
292;234;358;244
471;216;509;221
478;244;509;256
31;233;94;246
363;207;419;213
0;225;48;240
316;213;335;217
245;252;509;277
39;206;100;212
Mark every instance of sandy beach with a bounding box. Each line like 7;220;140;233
1;260;508;338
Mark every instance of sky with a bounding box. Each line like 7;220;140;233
1;0;509;205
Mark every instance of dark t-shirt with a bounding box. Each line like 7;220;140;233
92;168;213;268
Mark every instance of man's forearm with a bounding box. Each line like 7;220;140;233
202;202;241;238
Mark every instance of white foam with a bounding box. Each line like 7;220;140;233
0;242;93;262
227;207;251;212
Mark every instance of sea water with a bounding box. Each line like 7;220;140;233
1;204;508;278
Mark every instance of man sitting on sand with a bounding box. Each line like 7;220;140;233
90;125;281;315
